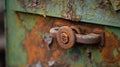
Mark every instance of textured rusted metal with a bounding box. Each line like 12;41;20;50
56;26;75;49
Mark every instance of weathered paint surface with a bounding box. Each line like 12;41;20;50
6;0;120;27
6;0;120;67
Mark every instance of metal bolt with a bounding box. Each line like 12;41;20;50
60;33;69;44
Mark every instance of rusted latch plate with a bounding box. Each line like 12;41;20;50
50;26;102;49
110;0;120;11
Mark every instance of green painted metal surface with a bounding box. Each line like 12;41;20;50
6;0;120;27
6;0;120;67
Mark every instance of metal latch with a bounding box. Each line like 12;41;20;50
50;26;102;49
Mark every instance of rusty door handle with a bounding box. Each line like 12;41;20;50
76;33;101;44
50;26;101;49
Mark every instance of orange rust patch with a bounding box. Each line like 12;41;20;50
22;16;66;66
101;31;120;63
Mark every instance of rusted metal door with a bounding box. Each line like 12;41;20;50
6;0;120;67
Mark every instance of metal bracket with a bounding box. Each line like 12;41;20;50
50;26;102;49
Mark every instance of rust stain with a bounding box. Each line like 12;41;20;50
22;16;68;67
101;31;120;63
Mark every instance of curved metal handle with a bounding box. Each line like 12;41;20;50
76;33;101;44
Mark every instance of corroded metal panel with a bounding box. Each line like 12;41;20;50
6;0;120;67
6;12;120;67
